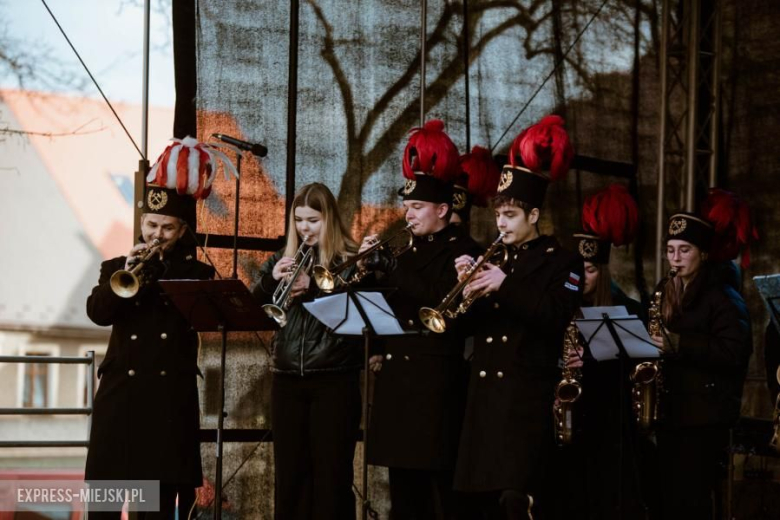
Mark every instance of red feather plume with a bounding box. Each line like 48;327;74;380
700;188;759;268
402;119;460;181
581;184;639;247
509;115;574;181
459;146;501;207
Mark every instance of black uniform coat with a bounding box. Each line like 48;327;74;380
660;265;752;429
454;235;583;493
366;223;480;471
85;244;214;486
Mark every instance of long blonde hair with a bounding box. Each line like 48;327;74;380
284;183;358;267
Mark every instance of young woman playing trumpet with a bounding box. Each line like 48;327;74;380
252;182;361;520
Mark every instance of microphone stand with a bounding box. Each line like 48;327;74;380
214;150;242;520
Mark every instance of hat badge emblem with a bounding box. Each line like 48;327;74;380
498;171;513;192
669;217;687;235
578;238;598;259
147;189;168;211
402;179;417;195
452;191;467;210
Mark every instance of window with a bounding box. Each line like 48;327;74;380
22;352;50;408
16;344;59;409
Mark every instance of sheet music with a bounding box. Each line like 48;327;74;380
304;291;404;336
581;305;628;320
576;316;660;362
754;274;780;334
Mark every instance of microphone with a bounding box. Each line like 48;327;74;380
211;134;268;157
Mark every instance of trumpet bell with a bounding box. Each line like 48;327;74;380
262;303;288;327
419;307;447;334
312;265;336;293
109;270;140;299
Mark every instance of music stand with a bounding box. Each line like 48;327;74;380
754;274;780;335
576;312;659;518
160;279;277;520
304;285;404;520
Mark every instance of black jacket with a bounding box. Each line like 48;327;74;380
85;244;214;486
365;223;481;471
455;235;583;493
661;265;752;428
252;249;362;375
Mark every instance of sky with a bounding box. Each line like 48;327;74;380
3;0;175;107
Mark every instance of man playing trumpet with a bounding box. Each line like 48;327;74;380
360;120;480;519
452;116;583;520
85;138;219;519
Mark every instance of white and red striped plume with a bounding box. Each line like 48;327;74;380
146;136;239;200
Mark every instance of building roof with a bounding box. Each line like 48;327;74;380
0;90;173;332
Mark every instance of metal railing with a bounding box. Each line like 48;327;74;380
0;351;95;448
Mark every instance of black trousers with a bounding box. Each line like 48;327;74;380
657;425;729;520
388;467;458;520
86;485;195;519
272;371;361;520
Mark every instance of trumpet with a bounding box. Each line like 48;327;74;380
419;233;508;334
110;239;164;298
263;237;314;327
554;320;583;445
632;266;678;430
312;223;414;292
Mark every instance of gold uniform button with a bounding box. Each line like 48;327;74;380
486;337;493;344
160;371;167;376
412;247;418;253
135;301;141;307
404;355;410;361
130;334;138;340
386;354;393;361
479;371;487;378
502;336;508;343
522;244;528;250
408;319;414;326
497;371;504;378
160;333;168;339
494;302;500;309
128;370;136;377
513;254;518;260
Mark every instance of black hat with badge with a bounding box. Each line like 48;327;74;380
399;120;460;204
666;212;714;252
495;115;574;209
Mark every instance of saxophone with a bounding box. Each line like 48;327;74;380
554;320;583;445
631;267;677;430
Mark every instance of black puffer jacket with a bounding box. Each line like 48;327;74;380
661;264;752;428
252;249;362;375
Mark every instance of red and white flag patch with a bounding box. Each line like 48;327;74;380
565;272;580;292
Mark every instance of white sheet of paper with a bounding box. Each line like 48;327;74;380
575;317;660;361
304;291;404;336
581;305;628;319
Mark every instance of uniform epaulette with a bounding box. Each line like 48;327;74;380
185;255;193;261
449;237;457;242
546;247;555;253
